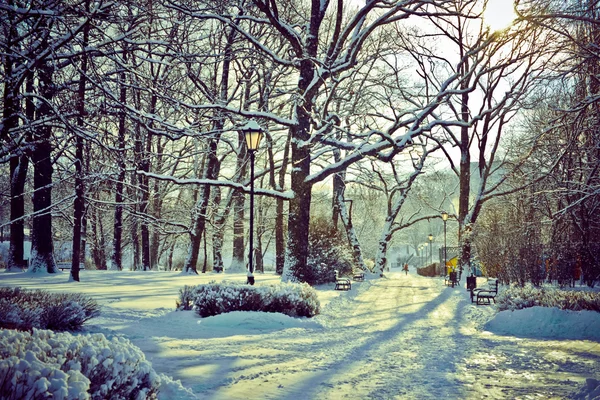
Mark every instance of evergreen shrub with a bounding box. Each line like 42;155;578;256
307;217;355;285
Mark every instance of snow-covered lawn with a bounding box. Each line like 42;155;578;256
1;268;599;399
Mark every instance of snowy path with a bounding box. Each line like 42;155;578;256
121;272;600;399
2;269;598;399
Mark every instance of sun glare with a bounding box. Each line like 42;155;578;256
483;0;516;32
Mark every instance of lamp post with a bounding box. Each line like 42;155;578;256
240;121;263;285
441;211;448;276
428;233;433;266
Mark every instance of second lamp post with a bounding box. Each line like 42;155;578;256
441;211;448;275
240;121;263;285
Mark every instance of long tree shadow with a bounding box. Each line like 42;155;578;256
270;278;473;399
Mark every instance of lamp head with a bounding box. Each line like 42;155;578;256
428;234;433;242
239;121;264;151
441;211;448;221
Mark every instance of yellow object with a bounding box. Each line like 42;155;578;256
446;257;458;274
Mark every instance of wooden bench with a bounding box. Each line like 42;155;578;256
56;262;85;271
334;270;351;291
472;279;499;305
353;271;365;282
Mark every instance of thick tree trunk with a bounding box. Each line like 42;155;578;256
29;60;57;274
282;110;312;282
281;2;325;282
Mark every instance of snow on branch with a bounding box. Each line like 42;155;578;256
139;171;294;200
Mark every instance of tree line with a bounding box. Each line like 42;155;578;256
1;0;598;286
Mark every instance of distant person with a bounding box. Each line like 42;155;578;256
403;263;409;275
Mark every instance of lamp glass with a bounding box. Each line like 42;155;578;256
441;211;448;221
428;234;433;241
245;130;263;150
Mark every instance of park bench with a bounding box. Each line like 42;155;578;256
472;279;499;305
353;271;365;281
334;270;351;291
56;262;85;272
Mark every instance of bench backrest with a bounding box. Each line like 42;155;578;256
487;279;498;293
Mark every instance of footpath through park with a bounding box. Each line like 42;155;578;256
168;270;600;399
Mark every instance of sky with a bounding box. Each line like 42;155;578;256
1;266;599;399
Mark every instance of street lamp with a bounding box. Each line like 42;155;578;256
428;233;433;266
441;211;448;276
240;121;264;285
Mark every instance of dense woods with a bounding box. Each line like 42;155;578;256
1;0;599;286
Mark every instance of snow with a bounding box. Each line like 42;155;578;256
484;306;600;341
1;268;599;399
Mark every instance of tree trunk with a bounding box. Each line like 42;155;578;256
230;190;246;272
183;140;220;274
8;156;28;271
150;135;164;269
130;169;140;270
273;134;290;277
184;25;236;274
282;109;312;282
337;193;366;274
71;9;90;282
140;94;156;271
90;206;107;270
111;51;127;271
281;3;324;282
29;59;57;274
4;12;28;271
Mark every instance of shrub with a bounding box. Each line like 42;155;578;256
496;284;600;312
179;281;320;318
0;287;100;331
0;328;160;400
307;217;355;285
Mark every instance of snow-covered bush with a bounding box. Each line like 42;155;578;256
496;284;600;312
0;328;160;399
0;287;100;331
262;282;321;318
178;281;320;318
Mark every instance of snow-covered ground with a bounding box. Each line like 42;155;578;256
1;267;599;399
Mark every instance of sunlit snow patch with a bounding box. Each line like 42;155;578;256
199;311;322;332
484;306;600;341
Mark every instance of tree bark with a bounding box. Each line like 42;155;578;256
8;156;28;271
71;8;90;282
29;58;57;274
183;25;236;274
111;57;127;271
3;5;28;271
